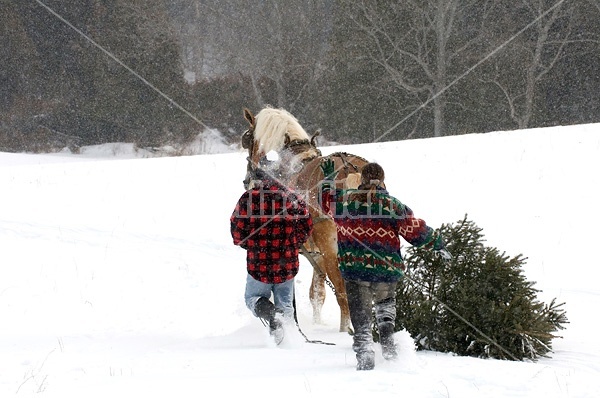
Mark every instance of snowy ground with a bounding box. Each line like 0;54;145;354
1;123;599;397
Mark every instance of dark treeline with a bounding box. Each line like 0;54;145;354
1;0;599;152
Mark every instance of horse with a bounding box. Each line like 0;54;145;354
241;106;369;333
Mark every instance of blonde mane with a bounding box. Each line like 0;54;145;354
254;107;310;154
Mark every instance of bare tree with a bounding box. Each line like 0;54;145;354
586;0;600;13
483;0;576;129
343;0;494;138
172;0;333;113
169;1;228;82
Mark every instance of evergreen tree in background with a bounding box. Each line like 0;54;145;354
395;215;568;361
1;0;187;151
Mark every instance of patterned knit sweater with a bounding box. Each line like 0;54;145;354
231;172;312;284
320;183;443;282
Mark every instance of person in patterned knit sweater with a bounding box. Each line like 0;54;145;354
230;168;312;344
319;159;451;370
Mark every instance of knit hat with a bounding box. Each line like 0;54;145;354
360;163;385;187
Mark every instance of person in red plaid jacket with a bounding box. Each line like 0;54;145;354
230;168;312;344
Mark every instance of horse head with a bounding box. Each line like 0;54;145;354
241;107;321;188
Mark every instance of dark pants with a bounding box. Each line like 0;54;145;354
344;279;397;356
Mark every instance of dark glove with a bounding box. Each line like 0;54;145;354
435;248;453;261
430;231;451;260
320;158;337;180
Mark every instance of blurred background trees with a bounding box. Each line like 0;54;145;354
1;0;599;152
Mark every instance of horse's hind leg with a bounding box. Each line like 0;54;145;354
301;238;327;324
310;219;352;333
322;253;351;333
309;268;326;324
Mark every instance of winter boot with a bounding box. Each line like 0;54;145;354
254;297;284;345
356;351;375;371
378;322;397;360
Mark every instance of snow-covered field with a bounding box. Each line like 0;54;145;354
1;123;599;397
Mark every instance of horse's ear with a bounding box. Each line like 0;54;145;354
310;130;321;147
243;107;255;127
241;129;253;149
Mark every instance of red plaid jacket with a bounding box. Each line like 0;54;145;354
230;173;312;284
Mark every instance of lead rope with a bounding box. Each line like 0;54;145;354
292;281;335;346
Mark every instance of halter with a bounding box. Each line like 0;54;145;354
284;137;322;162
